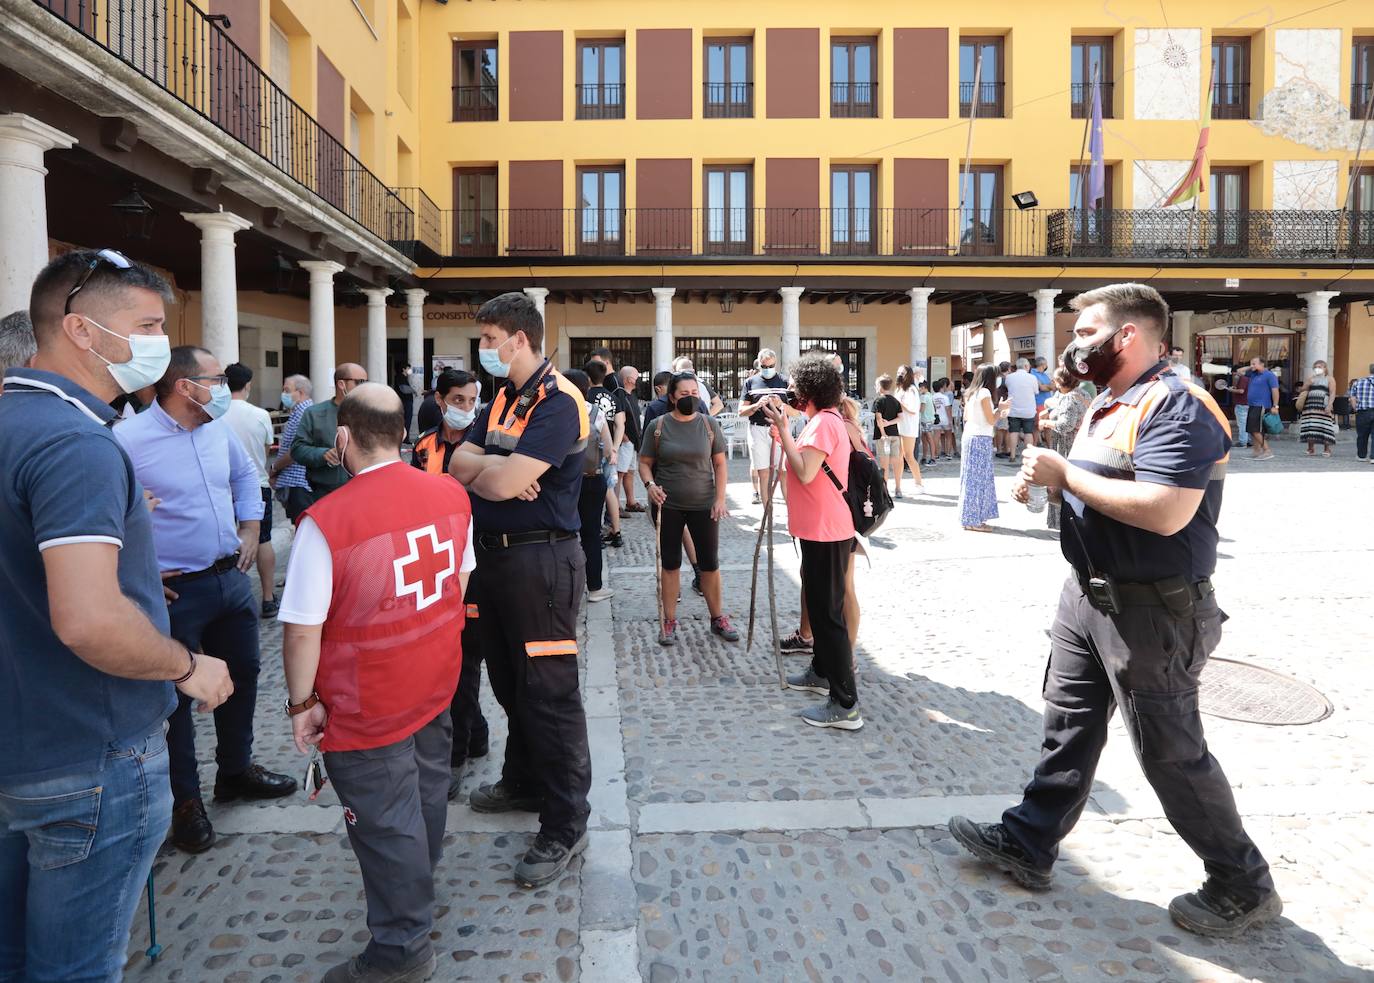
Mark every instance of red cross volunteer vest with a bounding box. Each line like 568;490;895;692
303;462;472;751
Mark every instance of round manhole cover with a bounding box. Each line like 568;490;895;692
1200;658;1333;725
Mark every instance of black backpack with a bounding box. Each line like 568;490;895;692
822;444;894;538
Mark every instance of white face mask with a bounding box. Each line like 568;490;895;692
84;317;171;394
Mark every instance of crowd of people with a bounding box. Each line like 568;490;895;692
4;251;1369;981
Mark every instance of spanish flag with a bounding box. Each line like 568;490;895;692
1162;82;1212;207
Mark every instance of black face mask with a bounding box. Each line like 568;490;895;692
1063;328;1123;387
674;395;697;416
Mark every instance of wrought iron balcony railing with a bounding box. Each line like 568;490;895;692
1070;81;1114;118
959;80;1005;117
576;83;625;120
1212;81;1251;119
1353;82;1374;121
831;81;878;118
36;0;409;243
413;207;1374;264
452;83;498;122
703;81;753;118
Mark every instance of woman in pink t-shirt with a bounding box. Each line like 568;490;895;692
759;354;861;732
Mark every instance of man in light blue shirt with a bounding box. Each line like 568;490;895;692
116;345;296;853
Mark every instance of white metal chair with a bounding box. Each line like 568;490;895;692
717;411;749;459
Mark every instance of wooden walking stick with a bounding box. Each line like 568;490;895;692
766;470;784;689
653;498;664;632
745;461;773;651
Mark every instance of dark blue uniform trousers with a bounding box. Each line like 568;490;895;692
165;567;259;804
1001;577;1275;903
469;536;591;849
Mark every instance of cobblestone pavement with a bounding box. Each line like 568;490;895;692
125;436;1374;982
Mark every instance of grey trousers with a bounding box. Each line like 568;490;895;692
1001;577;1275;903
325;710;453;969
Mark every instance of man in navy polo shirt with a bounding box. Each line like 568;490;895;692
0;249;232;982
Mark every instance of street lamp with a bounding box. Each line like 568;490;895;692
592;291;608;314
847;293;863;314
719;292;735;314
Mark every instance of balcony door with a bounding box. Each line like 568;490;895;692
577;40;624;119
578;166;624;256
831;166;876;255
958;165;1002;255
453;41;498;121
959;38;1004;117
1210;167;1248;254
1071;37;1112;118
1353;165;1374;256
1354;38;1374;120
1068;166;1113;253
453;167;497;256
705;39;752;117
704;165;751;254
1211;39;1250;119
831;39;877;117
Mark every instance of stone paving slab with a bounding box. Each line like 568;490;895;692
631;818;1374;983
125;830;583;983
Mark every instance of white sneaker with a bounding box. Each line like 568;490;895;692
587;588;615;602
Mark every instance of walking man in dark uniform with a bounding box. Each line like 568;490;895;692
949;282;1281;939
448;291;592;888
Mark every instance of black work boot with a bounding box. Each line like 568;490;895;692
469;781;540;814
1169;879;1283;938
171;798;214;853
948;816;1052;890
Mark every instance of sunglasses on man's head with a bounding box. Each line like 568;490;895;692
64;248;133;315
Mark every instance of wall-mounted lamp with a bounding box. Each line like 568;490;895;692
719;292;735;314
592;292;608;314
847;293;863;314
111;185;155;240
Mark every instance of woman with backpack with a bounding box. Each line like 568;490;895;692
568;369;617;602
759;353;862;732
638;373;739;646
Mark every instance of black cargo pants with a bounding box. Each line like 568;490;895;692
469;536;591;848
1001;577;1275;903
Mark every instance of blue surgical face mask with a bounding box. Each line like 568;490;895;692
84;317;171;394
445;405;475;430
761;366;777;380
280;391;294;410
190;380;232;420
478;335;517;378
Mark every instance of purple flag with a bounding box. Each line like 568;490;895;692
1088;79;1105;206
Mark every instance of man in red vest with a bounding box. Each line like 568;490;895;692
278;383;474;983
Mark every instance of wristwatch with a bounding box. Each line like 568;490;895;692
285;692;320;716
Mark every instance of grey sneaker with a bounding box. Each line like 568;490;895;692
710;615;739;642
947;816;1052;890
799;698;863;730
514;831;589;888
658;618;679;646
786;667;829;695
322;952;436;983
469;781;540;814
1169;880;1283;938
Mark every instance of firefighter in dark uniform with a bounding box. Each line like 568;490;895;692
412;368;489;785
447;291;591;889
948;283;1281;939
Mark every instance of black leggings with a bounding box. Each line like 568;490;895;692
658;506;719;572
577;476;606;590
801;538;856;708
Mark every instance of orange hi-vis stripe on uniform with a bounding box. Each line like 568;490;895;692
484;363;589;455
466;603;479;619
413;429;450;475
524;639;578;657
1070;373;1231;481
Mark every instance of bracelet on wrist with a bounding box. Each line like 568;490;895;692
172;650;196;685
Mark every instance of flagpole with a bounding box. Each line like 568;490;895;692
957;52;983;256
1071;64;1098;255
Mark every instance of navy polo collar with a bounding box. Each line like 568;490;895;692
2;368;118;426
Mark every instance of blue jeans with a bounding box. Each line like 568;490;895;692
0;730;171;982
1233;405;1251;446
165;567;260;803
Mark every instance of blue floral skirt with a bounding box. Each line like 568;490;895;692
959;435;999;527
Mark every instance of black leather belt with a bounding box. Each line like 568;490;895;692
476;530;577;550
166;554;239;583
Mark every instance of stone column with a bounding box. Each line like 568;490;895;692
1170;309;1194;363
1300;291;1340;376
404;288;426;388
652;287;676;372
182;210;252;365
300;260;344;399
361;288;392;386
908;287;936;370
1031;288;1061;366
0;114;75;316
523;286;548;321
779;287;805;369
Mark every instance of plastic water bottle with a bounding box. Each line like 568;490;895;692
1026;484;1048;514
